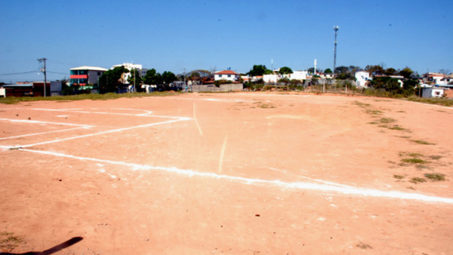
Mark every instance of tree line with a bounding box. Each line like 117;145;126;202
99;67;177;93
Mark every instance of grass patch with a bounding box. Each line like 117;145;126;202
0;232;24;252
366;109;382;115
356;242;372;249
253;102;276;109
429;155;442;160
387;125;407;131
411;139;435;145
353;101;370;108
0;92;180;104
379;117;396;124
424;173;445;181
393;174;405;179
409;177;426;184
401;158;427;164
406;96;453;107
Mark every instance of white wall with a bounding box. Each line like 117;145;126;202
214;74;238;81
263;74;279;83
290;71;308;80
355;71;371;88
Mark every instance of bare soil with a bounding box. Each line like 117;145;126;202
0;92;452;254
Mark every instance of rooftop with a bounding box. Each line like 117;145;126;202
216;70;238;75
70;66;108;71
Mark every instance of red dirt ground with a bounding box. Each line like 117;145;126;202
0;92;452;254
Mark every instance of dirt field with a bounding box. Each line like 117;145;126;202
1;92;452;254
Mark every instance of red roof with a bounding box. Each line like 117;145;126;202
216;70;238;75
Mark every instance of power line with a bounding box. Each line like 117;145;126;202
0;71;38;76
47;71;68;75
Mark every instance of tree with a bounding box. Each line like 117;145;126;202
279;66;293;74
324;68;332;74
162;71;177;84
99;66;128;94
248;65;272;76
384;68;397;75
143;69;162;85
127;68;143;92
365;65;384;75
399;67;414;79
307;67;315;74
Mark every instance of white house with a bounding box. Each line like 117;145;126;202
289;70;308;81
263;74;279;83
355;71;371;88
422;87;444;98
214;70;239;82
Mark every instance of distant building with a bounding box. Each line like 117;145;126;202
423;72;453;85
422;87;444;98
2;81;50;97
70;66;107;90
263;74;279;83
289;71;308;81
355;71;371;88
214;70;239;82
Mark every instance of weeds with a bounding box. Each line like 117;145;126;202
393;174;405;179
379;117;395;124
424;173;445;181
410;177;426;184
401;158;427;164
406;96;453;107
356;242;372;249
0;232;24;252
429;155;442;160
411;139;435;145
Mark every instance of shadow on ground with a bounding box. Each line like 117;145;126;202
0;236;83;255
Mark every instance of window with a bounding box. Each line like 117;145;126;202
228;74;231;77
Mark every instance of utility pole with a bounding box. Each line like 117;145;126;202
333;26;339;76
38;58;47;97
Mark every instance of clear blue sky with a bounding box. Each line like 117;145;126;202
0;0;452;82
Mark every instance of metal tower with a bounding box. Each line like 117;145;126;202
333;26;339;74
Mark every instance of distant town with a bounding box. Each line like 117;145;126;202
1;62;452;99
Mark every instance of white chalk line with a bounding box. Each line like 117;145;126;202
218;135;228;173
0;118;93;128
192;102;203;136
7;147;453;205
14;117;190;149
29;108;158;118
0;126;86;141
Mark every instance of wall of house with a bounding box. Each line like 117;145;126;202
290;71;308;80
88;70;104;85
263;74;279;83
214;74;238;81
422;88;444;98
192;83;243;92
355;71;371;88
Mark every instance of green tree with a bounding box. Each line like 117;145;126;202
279;66;293;74
127;68;143;92
248;65;272;76
162;71;177;84
365;65;384;75
143;69;162;85
324;68;332;74
399;67;414;79
99;66;128;94
384;68;397;75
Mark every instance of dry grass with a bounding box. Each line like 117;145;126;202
424;173;446;181
0;232;24;252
